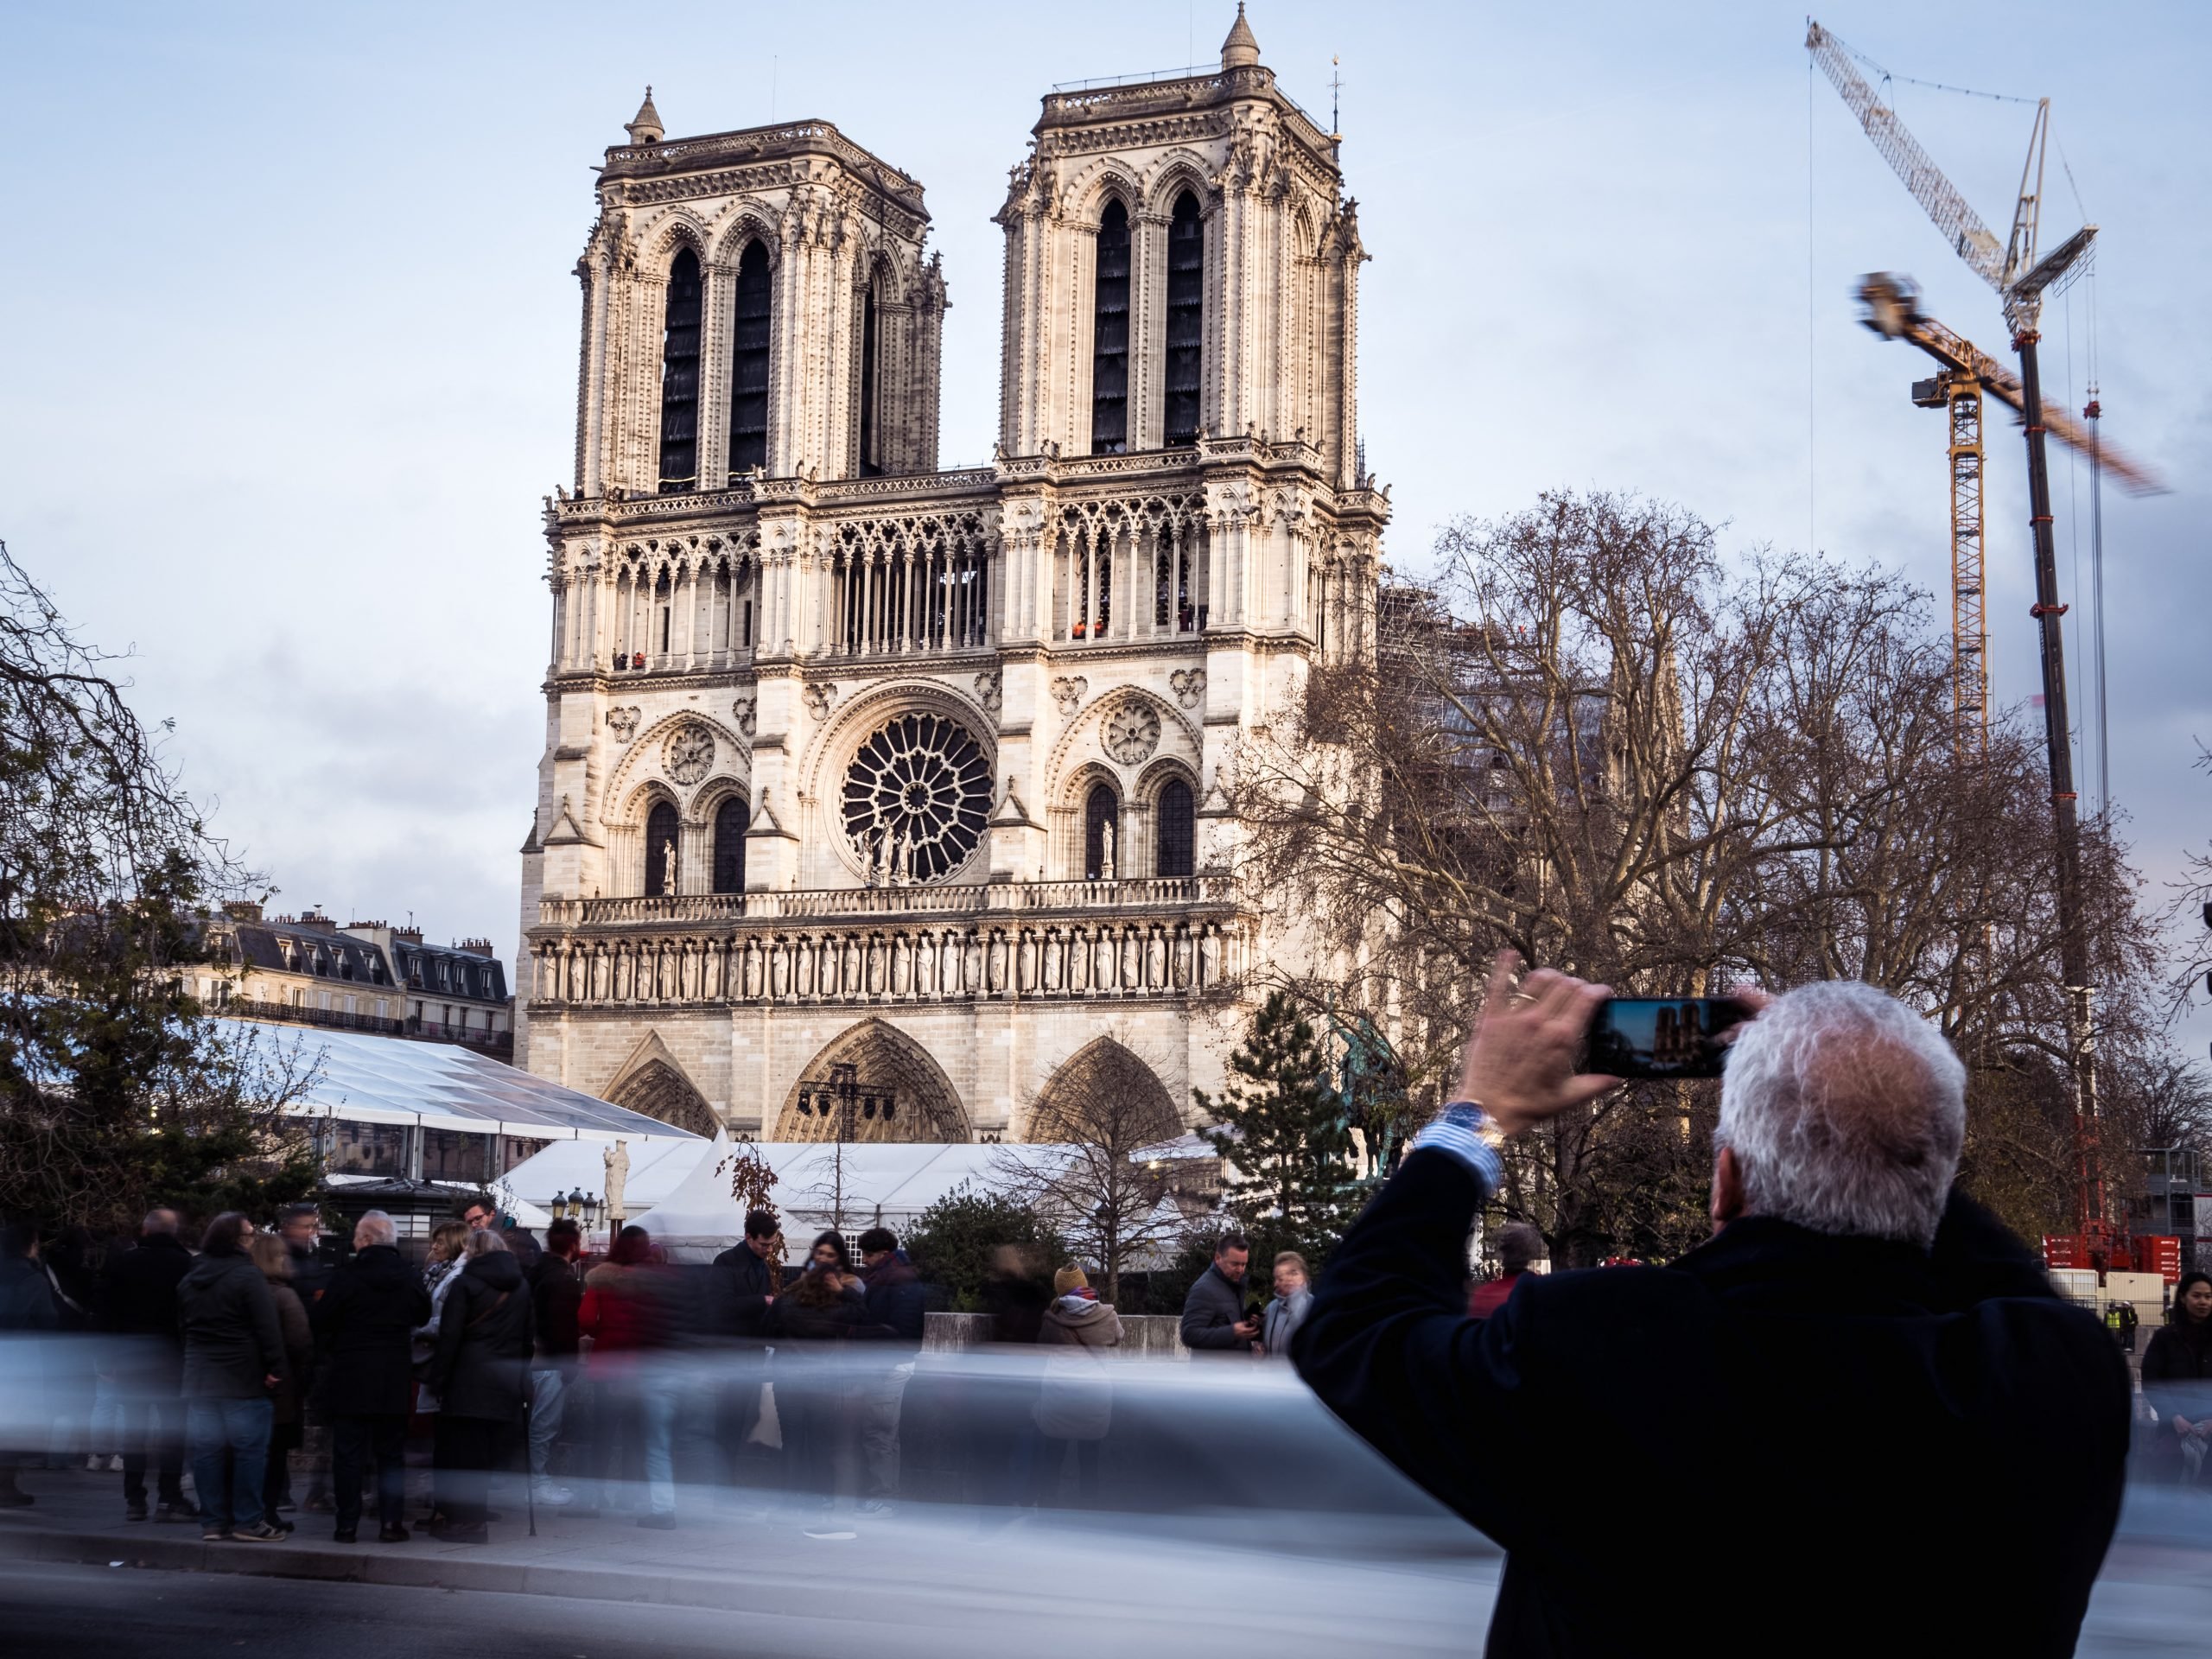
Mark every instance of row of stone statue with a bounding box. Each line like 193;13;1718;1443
533;915;1239;1006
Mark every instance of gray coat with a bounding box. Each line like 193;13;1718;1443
1179;1263;1252;1354
1262;1288;1313;1357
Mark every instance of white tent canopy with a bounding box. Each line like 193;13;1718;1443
494;1134;710;1216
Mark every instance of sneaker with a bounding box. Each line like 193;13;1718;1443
332;1527;357;1543
229;1522;287;1543
155;1502;189;1523
856;1499;893;1516
302;1494;335;1514
126;1500;149;1522
636;1511;677;1530
272;1516;296;1533
531;1483;575;1507
200;1525;227;1541
107;1455;124;1472
378;1523;410;1544
84;1455;103;1472
801;1526;856;1541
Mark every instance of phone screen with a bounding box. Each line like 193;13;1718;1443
1583;997;1748;1081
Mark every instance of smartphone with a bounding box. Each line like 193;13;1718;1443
1582;996;1748;1081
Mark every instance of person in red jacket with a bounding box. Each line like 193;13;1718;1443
578;1226;677;1526
1469;1223;1544;1319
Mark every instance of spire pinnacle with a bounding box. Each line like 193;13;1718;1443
626;86;664;146
1221;3;1261;70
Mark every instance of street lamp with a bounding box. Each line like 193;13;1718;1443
550;1191;569;1221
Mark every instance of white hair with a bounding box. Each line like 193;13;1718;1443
353;1210;397;1249
464;1226;509;1258
1715;980;1966;1248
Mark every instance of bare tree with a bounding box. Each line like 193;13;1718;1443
0;540;319;1230
1235;493;2170;1259
988;1037;1185;1304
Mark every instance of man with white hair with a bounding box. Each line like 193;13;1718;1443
1294;956;2129;1659
310;1211;429;1543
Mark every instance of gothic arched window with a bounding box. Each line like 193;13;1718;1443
858;281;882;478
728;240;772;477
712;796;747;894
1156;778;1195;878
644;801;680;897
1164;191;1205;446
1090;199;1131;454
658;247;702;493
1084;784;1120;881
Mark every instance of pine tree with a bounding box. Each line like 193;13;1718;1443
1194;991;1359;1266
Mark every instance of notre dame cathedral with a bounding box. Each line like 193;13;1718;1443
516;7;1384;1143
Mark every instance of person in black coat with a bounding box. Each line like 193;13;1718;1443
1293;960;2131;1659
0;1221;60;1507
766;1262;890;1515
706;1209;783;1484
2141;1269;2212;1487
425;1229;534;1542
175;1212;289;1541
97;1208;194;1520
311;1211;430;1541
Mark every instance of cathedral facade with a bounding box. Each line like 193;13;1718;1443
516;10;1384;1143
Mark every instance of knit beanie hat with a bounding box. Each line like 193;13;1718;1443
1053;1265;1089;1297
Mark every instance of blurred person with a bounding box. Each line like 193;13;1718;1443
246;1233;313;1532
276;1203;331;1304
2142;1270;2212;1488
806;1230;853;1274
1260;1251;1313;1358
97;1208;193;1521
410;1219;469;1526
1030;1265;1121;1504
528;1217;586;1507
425;1228;533;1544
1180;1233;1258;1355
707;1210;782;1487
0;1220;60;1507
313;1211;429;1542
176;1212;288;1542
1468;1223;1543;1319
581;1225;677;1528
855;1226;925;1512
38;1226;97;1470
1295;958;2131;1658
461;1199;497;1234
984;1243;1050;1345
767;1253;889;1526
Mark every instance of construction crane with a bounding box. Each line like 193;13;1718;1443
1807;21;2142;1262
1854;274;2164;753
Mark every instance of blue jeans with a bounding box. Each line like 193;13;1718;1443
639;1376;678;1517
188;1396;271;1532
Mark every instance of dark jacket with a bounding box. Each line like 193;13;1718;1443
2140;1318;2212;1448
707;1242;780;1342
858;1252;928;1345
176;1248;286;1401
98;1233;194;1343
0;1254;59;1331
429;1250;534;1422
266;1278;314;1424
765;1283;890;1343
531;1252;585;1359
1179;1263;1251;1353
286;1238;333;1306
1294;1149;2131;1659
312;1244;431;1418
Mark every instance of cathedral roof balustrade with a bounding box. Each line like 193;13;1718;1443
537;874;1236;931
527;909;1248;1009
601;119;928;219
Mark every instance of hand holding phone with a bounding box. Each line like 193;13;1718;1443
1455;953;1620;1136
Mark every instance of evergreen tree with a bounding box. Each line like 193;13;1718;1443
1194;991;1359;1268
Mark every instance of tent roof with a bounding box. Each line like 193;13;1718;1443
231;1020;699;1143
627;1139;1070;1240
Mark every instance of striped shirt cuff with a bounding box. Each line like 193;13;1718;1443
1409;1103;1504;1194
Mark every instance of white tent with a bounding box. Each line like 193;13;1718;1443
496;1134;714;1217
627;1138;1076;1262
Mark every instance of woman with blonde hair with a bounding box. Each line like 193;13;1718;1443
247;1232;313;1531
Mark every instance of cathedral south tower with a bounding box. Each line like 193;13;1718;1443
518;9;1386;1145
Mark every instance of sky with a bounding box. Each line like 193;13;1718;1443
1;2;2206;1046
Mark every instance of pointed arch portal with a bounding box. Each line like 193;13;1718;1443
608;1058;717;1138
773;1019;971;1143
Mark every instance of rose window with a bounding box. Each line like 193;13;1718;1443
840;712;991;882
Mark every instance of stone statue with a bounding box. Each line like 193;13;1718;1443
1099;819;1116;881
603;1138;630;1222
659;841;678;896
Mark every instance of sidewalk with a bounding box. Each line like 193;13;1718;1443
0;1463;955;1611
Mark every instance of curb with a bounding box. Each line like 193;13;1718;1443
0;1527;768;1610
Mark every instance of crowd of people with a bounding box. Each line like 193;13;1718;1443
0;1196;1319;1543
